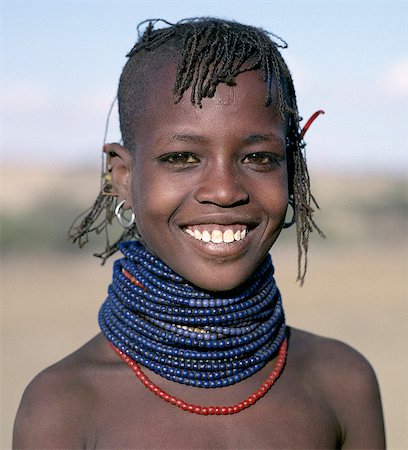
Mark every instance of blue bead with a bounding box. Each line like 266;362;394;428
99;241;285;389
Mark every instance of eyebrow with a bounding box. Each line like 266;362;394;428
242;134;284;145
171;133;207;143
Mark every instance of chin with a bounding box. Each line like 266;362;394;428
178;262;261;293
194;278;247;293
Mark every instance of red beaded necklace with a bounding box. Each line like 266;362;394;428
111;336;287;415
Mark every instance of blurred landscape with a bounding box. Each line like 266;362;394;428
1;166;407;449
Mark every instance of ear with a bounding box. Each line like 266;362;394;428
104;143;133;209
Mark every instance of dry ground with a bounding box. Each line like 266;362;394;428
1;168;407;449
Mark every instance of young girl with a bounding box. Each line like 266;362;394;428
13;18;385;449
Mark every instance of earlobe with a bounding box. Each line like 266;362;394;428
104;143;133;208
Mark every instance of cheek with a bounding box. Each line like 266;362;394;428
130;165;182;230
253;168;289;214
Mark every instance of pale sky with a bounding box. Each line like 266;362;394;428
1;0;407;173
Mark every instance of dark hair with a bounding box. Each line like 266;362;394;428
69;17;324;284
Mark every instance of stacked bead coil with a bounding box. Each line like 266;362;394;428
99;241;286;389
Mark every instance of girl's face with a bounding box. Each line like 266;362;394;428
127;66;288;291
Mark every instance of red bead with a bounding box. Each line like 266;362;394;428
110;338;288;416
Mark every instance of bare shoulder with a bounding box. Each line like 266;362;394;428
13;334;114;449
290;327;379;377
289;328;386;449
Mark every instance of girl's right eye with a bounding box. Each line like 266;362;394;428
158;152;200;165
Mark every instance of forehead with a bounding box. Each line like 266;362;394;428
130;60;283;145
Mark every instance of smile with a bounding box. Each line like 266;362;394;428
184;224;248;244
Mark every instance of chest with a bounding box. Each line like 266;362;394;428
85;375;340;449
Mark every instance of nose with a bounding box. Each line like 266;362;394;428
194;159;249;207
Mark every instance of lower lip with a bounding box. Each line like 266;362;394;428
180;229;254;259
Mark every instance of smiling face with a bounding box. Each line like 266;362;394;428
121;63;288;291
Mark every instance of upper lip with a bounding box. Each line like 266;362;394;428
178;213;261;228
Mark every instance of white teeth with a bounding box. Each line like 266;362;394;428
185;227;248;243
223;229;234;243
211;230;223;243
202;230;211;242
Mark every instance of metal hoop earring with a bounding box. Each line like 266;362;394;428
115;200;135;229
283;198;296;229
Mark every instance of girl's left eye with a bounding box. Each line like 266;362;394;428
159;152;199;165
242;152;281;166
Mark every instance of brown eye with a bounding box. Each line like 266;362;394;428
242;152;280;166
159;152;199;165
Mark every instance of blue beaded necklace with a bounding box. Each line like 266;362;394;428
99;241;286;388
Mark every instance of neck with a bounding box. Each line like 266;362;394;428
99;241;286;388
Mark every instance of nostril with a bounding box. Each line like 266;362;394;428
198;196;249;208
195;185;249;207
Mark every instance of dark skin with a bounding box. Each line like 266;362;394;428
13;66;385;449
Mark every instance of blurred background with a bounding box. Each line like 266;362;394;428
1;1;407;448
